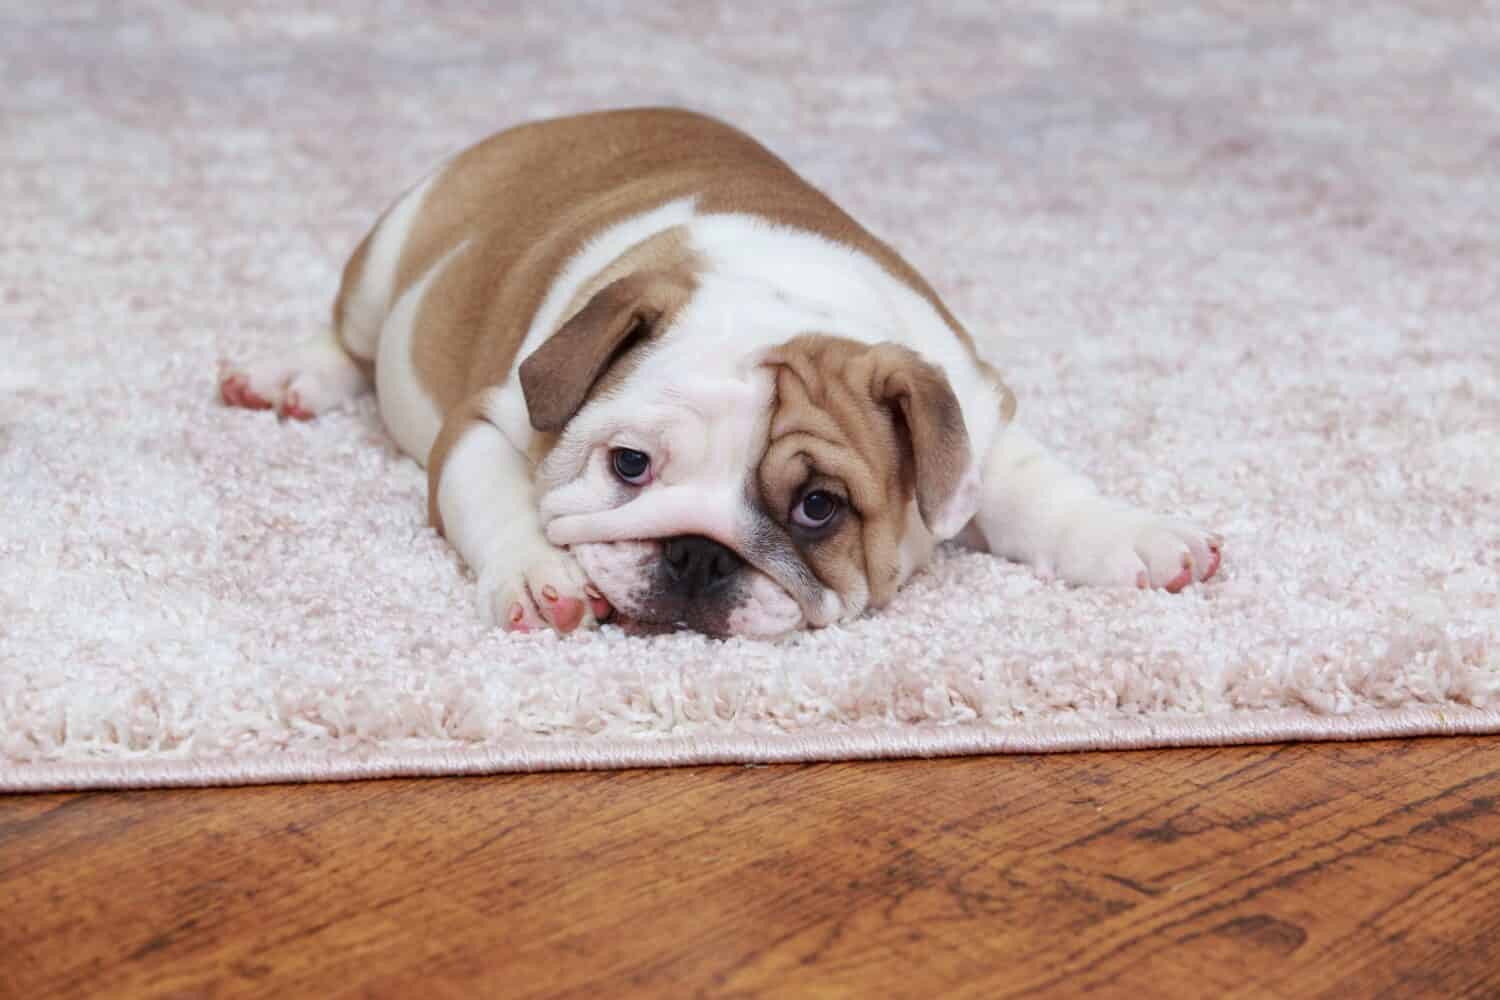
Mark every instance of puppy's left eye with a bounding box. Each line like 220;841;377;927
791;490;842;529
610;447;652;486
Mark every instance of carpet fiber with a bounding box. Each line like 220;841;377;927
3;2;1498;791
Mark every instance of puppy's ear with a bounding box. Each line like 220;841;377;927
519;272;692;432
868;343;976;538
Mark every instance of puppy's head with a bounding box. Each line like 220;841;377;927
525;271;977;638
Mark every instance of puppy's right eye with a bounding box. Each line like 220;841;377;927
610;447;652;486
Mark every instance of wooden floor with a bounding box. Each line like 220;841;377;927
4;737;1498;999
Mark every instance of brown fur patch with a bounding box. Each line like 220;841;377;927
760;335;972;608
519;269;696;432
409;241;490;416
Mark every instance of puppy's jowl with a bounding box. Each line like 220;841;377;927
222;109;1222;638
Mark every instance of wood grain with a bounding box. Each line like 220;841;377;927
3;737;1498;999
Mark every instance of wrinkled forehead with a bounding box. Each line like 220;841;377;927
635;355;774;474
619;358;781;548
539;349;776;537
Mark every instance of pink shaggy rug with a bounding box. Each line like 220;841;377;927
3;2;1497;792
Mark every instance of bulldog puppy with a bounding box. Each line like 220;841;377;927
220;108;1221;638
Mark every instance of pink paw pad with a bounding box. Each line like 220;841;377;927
504;602;534;633
220;373;271;411
1163;556;1193;594
1202;542;1223;581
539;585;585;633
278;389;314;422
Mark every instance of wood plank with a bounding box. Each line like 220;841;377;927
2;737;1497;998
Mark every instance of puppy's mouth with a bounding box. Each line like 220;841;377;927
571;539;663;620
571;540;804;639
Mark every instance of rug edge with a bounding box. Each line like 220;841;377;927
3;705;1498;793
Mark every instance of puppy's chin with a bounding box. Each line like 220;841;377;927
571;541;805;639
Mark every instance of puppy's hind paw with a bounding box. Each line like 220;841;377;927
217;332;369;421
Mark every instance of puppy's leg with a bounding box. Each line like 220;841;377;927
434;412;612;634
219;326;371;421
971;424;1221;591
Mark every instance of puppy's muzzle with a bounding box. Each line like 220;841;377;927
661;535;743;599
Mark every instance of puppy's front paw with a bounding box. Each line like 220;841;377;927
479;545;613;635
1053;510;1222;592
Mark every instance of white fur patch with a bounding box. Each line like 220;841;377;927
726;573;806;638
571;541;659;612
340;162;448;361
375;241;466;465
545;483;752;549
435;412;542;578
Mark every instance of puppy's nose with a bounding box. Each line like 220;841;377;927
661;535;743;596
